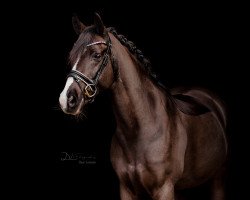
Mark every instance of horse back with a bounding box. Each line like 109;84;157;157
171;87;227;130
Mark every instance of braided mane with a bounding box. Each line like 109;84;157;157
107;27;162;86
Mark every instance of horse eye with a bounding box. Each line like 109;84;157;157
93;53;102;60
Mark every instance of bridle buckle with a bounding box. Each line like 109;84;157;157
84;84;97;98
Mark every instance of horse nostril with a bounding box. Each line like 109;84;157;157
67;95;77;108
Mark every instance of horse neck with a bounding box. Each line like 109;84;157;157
109;34;172;135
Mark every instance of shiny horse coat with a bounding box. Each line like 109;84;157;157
59;14;227;200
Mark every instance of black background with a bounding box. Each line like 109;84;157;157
4;1;248;199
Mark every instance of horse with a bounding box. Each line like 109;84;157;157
59;13;228;200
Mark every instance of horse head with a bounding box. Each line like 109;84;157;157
59;13;114;115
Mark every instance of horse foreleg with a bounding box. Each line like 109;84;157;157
152;181;175;200
120;184;137;200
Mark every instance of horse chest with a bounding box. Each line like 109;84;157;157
111;137;172;193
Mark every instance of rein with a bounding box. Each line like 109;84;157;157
67;36;112;102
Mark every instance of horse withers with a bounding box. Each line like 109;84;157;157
59;13;227;200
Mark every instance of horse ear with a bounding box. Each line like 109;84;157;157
72;15;86;35
94;13;105;35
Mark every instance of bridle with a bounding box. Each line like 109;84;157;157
67;36;112;103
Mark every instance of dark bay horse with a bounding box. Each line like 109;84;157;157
59;13;227;200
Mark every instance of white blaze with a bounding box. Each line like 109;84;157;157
59;58;79;110
59;77;74;109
